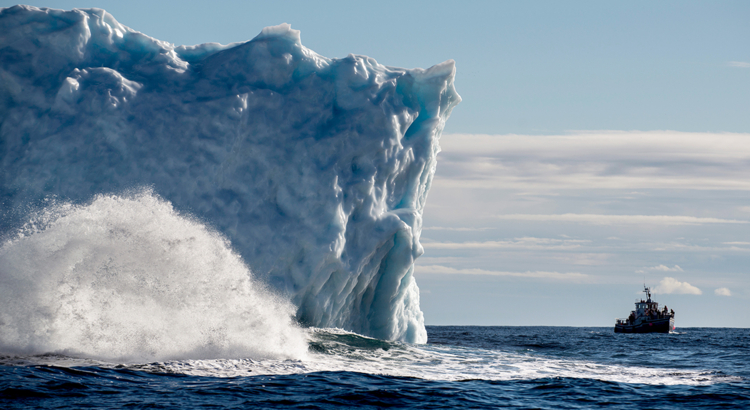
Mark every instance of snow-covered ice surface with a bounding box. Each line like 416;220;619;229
0;6;460;343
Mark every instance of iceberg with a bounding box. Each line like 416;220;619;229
0;6;460;343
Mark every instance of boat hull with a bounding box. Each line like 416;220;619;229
614;317;674;333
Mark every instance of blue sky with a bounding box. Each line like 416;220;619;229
4;0;749;327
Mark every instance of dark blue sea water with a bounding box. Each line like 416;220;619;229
2;326;748;409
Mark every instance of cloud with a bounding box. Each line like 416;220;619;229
415;264;588;281
422;226;494;232
422;237;590;250
636;264;683;274
652;277;702;295
715;287;731;296
493;214;747;226
728;61;750;68
435;131;750;191
652;264;683;272
646;242;750;253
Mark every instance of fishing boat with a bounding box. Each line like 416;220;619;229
615;286;675;333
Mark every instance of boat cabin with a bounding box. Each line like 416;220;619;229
635;300;659;317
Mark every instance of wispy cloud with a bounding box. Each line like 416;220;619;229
647;242;750;253
728;61;750;68
422;237;590;250
653;264;683;272
636;264;683;274
653;277;702;295
493;214;747;226
422;226;494;232
715;287;732;296
415;264;588;281
435;131;750;191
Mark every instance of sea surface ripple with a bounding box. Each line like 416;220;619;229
1;326;748;409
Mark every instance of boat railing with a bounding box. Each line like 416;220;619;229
615;318;630;325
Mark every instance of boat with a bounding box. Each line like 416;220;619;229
614;285;675;333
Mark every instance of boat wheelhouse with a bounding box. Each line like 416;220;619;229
614;286;675;333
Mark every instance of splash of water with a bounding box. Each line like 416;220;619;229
0;189;308;362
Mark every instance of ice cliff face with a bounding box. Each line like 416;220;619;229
0;6;460;343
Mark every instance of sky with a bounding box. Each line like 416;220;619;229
3;0;749;327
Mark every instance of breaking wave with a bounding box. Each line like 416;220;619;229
0;189;308;362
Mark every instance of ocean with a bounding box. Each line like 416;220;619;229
1;326;748;409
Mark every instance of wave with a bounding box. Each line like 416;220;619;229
0;189;308;362
2;327;739;387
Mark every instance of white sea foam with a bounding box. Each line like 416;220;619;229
162;342;736;386
0;190;308;362
4;328;733;387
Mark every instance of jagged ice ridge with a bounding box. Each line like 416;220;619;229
0;6;460;343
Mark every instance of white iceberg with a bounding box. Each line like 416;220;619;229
0;6;460;343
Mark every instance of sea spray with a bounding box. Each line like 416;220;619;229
0;189;308;362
